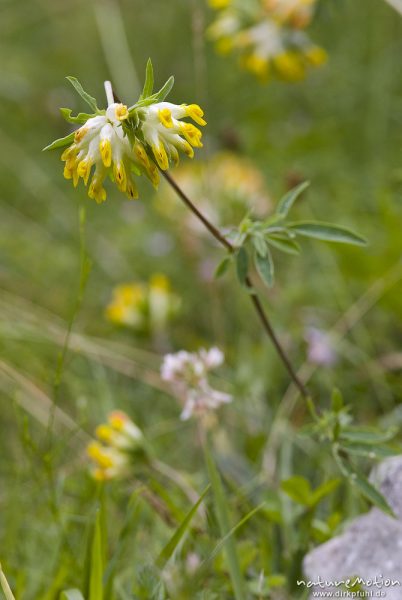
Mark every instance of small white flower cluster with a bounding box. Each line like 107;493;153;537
161;348;232;420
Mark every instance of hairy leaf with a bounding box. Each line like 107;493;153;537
66;76;99;113
276;181;310;218
43;131;75;151
141;58;154;99
288;221;367;246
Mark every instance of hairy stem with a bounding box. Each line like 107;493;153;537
161;169;308;398
104;80;115;106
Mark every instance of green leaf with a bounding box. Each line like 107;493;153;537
156;486;210;569
141;58;154;99
331;388;344;413
252;235;268;258
309;479;341;507
276;181;310;218
66;76;99;113
341;442;399;459
334;453;394;516
254;247;274;288
214;256;232;279
340;428;397;444
281;476;311;505
60;591;85;600
288;221;367;246
153;76;175;103
43;131;75;152
0;564;16;600
204;439;247;600
236;247;249;287
89;511;104;600
352;472;394;515
204;503;265;569
60;107;96;124
267;235;300;255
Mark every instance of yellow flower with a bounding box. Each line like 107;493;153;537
264;0;317;29
140;102;206;170
206;0;326;83
87;411;145;481
208;0;231;8
105;275;180;333
45;64;206;202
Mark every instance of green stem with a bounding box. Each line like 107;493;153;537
161;169;308;399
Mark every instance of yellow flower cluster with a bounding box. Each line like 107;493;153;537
45;65;206;203
105;274;180;333
207;0;327;82
87;411;144;481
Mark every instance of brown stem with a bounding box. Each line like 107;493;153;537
161;169;308;399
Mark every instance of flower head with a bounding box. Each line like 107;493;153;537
105;273;180;334
207;0;326;82
161;347;232;420
45;62;206;203
87;410;145;480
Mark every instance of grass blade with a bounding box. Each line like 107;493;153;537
156;485;210;569
0;564;16;600
204;439;247;600
89;511;104;600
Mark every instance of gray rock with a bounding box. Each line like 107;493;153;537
303;456;402;599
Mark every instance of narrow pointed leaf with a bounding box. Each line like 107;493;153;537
340;428;397;444
334;453;394;516
254;247;274;288
267;235;300;255
252;236;268;258
141;58;154;99
156;485;210;569
204;440;247;600
340;442;399;459
288;221;367;246
215;256;232;278
276;181;310;218
43;131;75;151
66;76;99;113
153;76;175;103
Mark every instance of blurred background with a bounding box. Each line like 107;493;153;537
0;0;402;597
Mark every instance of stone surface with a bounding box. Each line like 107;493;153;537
303;456;402;599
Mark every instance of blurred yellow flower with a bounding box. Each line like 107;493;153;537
105;274;180;334
264;0;317;28
207;0;326;82
87;411;144;481
208;0;231;8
